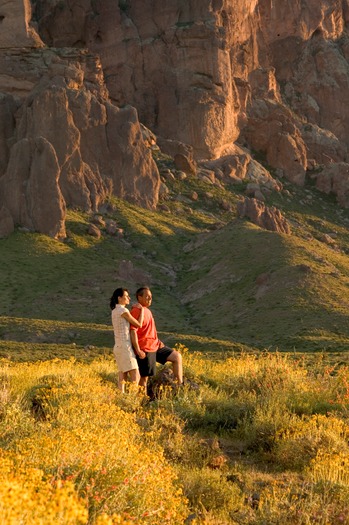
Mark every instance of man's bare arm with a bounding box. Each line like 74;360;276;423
130;330;146;359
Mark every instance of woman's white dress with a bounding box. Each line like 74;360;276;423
112;304;138;372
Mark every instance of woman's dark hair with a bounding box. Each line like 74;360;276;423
110;288;128;310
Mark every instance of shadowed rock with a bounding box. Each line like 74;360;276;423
0;47;160;236
237;197;291;234
313;163;349;208
0;137;66;238
0;206;14;238
0;0;43;48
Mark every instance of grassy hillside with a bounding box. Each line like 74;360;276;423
0;155;349;524
0;158;348;359
178;219;349;351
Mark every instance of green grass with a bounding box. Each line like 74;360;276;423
175;220;349;351
0;340;109;362
0;161;349;523
0;162;348;357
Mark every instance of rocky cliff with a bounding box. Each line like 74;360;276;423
0;0;348;237
0;0;160;238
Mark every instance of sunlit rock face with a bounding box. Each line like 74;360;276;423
0;0;43;48
1;0;349;239
33;0;245;159
30;0;349;207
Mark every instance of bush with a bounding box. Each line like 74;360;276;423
273;414;349;471
0;450;87;524
1;360;188;524
179;467;243;518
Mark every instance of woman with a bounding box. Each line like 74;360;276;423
110;287;144;392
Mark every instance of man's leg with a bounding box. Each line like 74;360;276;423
136;352;156;389
157;347;183;384
166;349;183;383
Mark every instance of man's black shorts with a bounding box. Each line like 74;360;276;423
136;345;173;377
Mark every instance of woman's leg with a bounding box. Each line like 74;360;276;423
118;371;127;393
128;368;140;384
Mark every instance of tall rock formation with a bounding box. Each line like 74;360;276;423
30;0;349;208
0;1;160;238
1;0;348;238
0;0;43;48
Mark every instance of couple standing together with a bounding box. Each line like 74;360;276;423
110;286;183;393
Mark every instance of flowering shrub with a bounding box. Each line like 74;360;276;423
273;414;349;470
2;352;349;524
0;359;188;524
309;450;349;486
0;450;87;524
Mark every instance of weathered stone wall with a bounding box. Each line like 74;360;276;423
0;0;43;48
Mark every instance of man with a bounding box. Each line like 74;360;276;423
130;287;183;387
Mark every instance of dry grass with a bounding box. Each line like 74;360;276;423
2;349;349;523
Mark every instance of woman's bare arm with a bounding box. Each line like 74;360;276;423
121;306;144;328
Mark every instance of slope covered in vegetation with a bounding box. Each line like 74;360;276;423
0;158;348;357
2;351;349;524
0;159;349;523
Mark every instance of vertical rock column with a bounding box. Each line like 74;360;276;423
0;0;43;48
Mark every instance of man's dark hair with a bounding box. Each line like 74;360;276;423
136;286;150;298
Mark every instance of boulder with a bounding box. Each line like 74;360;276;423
246;183;261;197
117;259;151;285
219;199;232;211
156;137;194;161
198;169;216;184
301;123;347;165
201;145;282;191
103;103;160;209
237;197;291;234
105;219;119;235
0;206;14;238
92;215;106;227
313;163;349;208
174;153;197;176
0;137;66;238
88;223;101;238
242;99;307;186
159;182;170;198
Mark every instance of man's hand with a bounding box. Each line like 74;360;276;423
130;330;145;359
